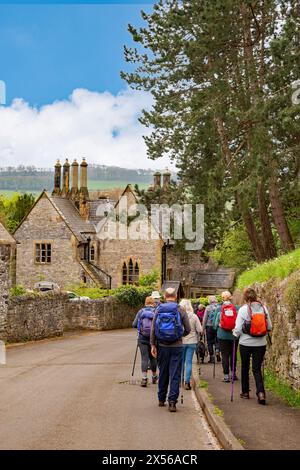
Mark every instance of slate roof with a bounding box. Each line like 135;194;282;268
0;222;15;244
191;269;236;289
49;195;95;242
161;280;184;298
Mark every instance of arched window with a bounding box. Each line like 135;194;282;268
122;262;127;285
122;260;139;285
128;258;134;284
134;262;139;284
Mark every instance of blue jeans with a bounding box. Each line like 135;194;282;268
157;346;183;404
182;344;197;383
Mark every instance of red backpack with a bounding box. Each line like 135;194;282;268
220;303;237;332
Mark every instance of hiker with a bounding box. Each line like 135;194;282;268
151;287;191;412
151;291;161;307
203;296;221;363
196;303;206;325
132;296;158;387
233;287;272;405
180;299;203;390
213;291;239;383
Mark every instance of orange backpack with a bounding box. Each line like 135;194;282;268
242;302;268;337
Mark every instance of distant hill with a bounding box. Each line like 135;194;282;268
0;164;176;193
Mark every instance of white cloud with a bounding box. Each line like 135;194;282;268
0;88;173;170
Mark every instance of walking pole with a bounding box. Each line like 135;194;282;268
213;344;216;379
231;340;236;402
131;342;139;378
181;353;185;405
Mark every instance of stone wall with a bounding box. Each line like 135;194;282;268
0;244;12;340
6;292;67;343
2;292;137;343
235;271;300;391
64;297;137;331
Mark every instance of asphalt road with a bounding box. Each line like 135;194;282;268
0;330;220;450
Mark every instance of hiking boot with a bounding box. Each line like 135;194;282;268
240;392;250;399
208;356;215;363
184;382;191;390
152;375;158;385
222;375;230;383
140;378;148;388
257;392;266;405
169;402;177;412
216;352;221;362
231;373;238;381
158;401;165;407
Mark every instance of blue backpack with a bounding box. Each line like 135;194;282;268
155;302;184;343
138;307;155;338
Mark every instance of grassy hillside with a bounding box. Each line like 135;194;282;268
0;180;149;198
237;248;300;288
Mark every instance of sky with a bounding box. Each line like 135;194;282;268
0;3;172;170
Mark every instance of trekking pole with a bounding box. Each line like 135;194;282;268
213;344;216;379
231;340;236;402
131;342;139;377
181;356;185;405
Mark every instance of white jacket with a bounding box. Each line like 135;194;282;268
183;313;203;345
233;302;272;347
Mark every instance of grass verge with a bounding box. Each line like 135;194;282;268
265;369;300;409
237;248;300;288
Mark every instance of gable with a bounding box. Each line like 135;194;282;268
14;193;72;241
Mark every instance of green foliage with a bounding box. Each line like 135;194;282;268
191;295;222;306
122;0;299;259
138;270;159;289
0;193;35;233
67;284;113;300
265;369;300;409
9;285;27;298
209;224;256;271
237;248;300;289
283;275;300;322
113;285;153;308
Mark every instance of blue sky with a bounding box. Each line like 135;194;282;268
0;4;152;105
0;3;175;170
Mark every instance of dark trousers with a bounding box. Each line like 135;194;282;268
157;346;183;404
138;340;157;374
239;344;266;395
219;339;238;375
206;326;220;356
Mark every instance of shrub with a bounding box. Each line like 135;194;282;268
138;270;160;289
9;285;27;298
66;284;113;299
113;285;153;308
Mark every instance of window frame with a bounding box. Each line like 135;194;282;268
35;242;52;265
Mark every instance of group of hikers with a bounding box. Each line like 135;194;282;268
133;286;272;413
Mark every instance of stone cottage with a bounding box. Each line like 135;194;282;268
14;158;234;295
0;222;15;339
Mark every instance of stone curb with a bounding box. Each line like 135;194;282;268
192;367;244;451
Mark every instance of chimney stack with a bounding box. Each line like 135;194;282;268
61;158;70;197
153;171;161;190
163;168;171;190
79;158;90;219
70;159;79;199
52;159;62;195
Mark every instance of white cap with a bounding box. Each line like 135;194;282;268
151;291;161;299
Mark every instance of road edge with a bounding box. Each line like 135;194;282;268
191;367;244;451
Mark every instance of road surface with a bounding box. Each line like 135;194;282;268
0;330;220;450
